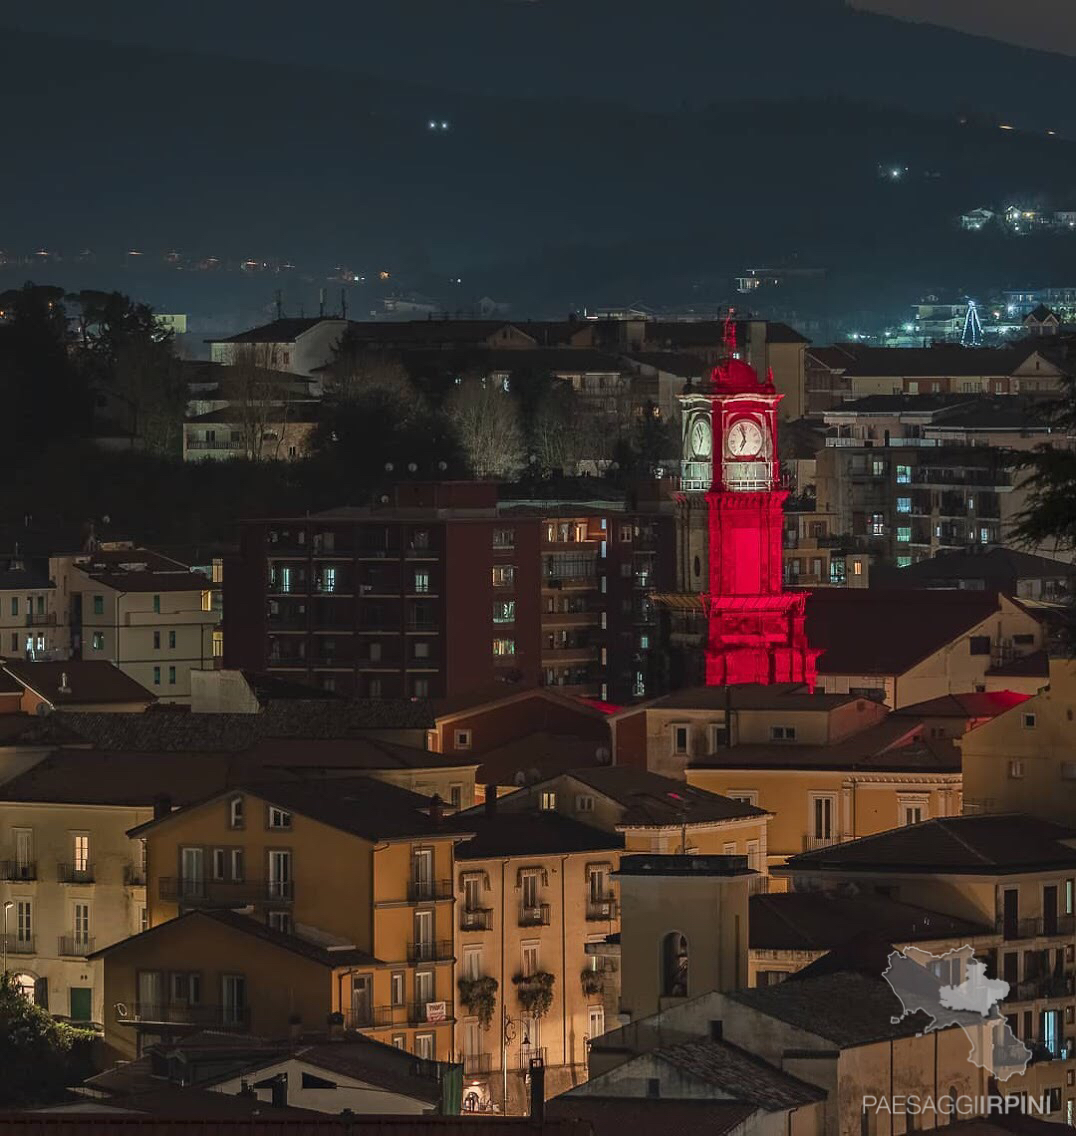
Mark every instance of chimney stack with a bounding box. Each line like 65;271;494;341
153;794;172;820
428;793;443;827
485;785;497;816
270;1073;288;1109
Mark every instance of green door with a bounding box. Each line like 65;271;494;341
69;987;92;1022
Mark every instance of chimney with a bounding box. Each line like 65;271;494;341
485;786;497;816
58;672;71;695
710;1019;723;1041
528;1054;545;1120
153;795;172;820
238;1080;255;1099
428;793;443;827
270;1072;288;1109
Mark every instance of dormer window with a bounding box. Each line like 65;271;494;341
268;806;291;830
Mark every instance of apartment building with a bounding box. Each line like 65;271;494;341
101;777;465;1061
445;800;624;1114
961;656;1076;820
782;504;870;589
207;318;349;378
0;563;64;660
777;815;1076;1118
224;482;671;704
56;547;217;704
0;754;152;1025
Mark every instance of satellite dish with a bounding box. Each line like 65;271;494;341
115;1002;129;1018
595;746;611;765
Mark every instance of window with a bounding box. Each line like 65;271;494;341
413;641;430;659
449;784;462;810
900;800;926;826
414;571;430;594
493;528;514;550
896;526;911;544
493;600;515;623
168;630;176;649
93;595;104;616
153;666;161;686
72;834;90;874
414;1034;435;1061
413;678;429;698
540;791;556;810
1023;713;1037;729
871;459;885;476
91;632;104;651
268;911;292;934
391;1034;407;1051
1008;760;1025;779
229;797;244;829
411;530;430;551
969;636;991;656
492;565;515;588
152;595;161;614
391;972;406;1006
454;730;472;750
728;791;758;806
8;634;15;652
168;666;176;686
73;901;91;947
267;807;291;830
853;561;863;576
576;795;595;813
896;464;911;484
588;1006;605;1037
8;598;16;618
770;726;796;741
170;972;200;1003
521;941;540;978
231;849;244;881
153;631;161;649
897;556;912;568
492;638;515;657
212;849;226;880
673;725;689;754
463;946;482;981
221;975;246;1025
870;514;885;536
896;497;911;513
15;899;32;946
810;795;835;841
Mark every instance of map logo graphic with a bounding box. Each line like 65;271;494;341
883;946;1031;1081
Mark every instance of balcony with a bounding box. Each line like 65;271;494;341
801;835;849;852
407;618;439;633
117;1003;250;1028
519;903;551;927
0;934;35;955
996;915;1076;941
543;611;600;628
57;863;94;884
357;545;401;560
585;896;618;921
408;1000;453;1025
158;878;294;906
407;940;454;964
0;860;36;882
58;935;95;957
124;864;146;887
519;1046;547;1071
25;613;55;627
463;1053;492;1075
460;908;493;932
187;439;245;451
407;879;453;902
1008;974;1076;1002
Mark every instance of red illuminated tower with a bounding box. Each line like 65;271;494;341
683;316;819;688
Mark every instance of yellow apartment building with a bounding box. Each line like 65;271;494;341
776;814;1076;1119
0;753;151;1025
0;564;64;660
101;777;468;1061
445;801;624;1115
961;656;1076;820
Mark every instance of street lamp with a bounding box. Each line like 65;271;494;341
3;900;13;978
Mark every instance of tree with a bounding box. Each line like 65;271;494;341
324;331;411;403
447;375;524;479
222;343;298;461
0;973;93;1106
529;382;583;475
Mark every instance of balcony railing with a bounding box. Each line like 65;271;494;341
0;860;36;882
124;864;146;887
118;1003;250;1028
460;908;493;932
25;613;55;626
0;934;35;955
996;915;1076;941
802;835;848;852
407;879;453;902
408;1000;453;1025
187;439;245;451
463;1053;492;1075
57;863;94;884
407;940;454;964
58;935;95;957
585;896;618;921
1008;974;1076;1002
158;878;294;905
519;903;551;927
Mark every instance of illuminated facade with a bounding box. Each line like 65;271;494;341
679;320;819;688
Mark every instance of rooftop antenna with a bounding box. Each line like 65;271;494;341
340;288;348;319
274;290;283;321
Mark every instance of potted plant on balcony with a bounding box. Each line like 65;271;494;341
512;971;554;1018
580;967;604;996
458;975;498;1029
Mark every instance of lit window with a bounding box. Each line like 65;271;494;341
896;527;911;544
493;528;514;550
268;807;291;830
414;571;430;593
92;632;104;651
492;638;515;657
1008;760;1024;779
492;565;515;588
493;600;515;623
540;792;556;810
853;561;863;576
897;556;912;568
897;497;911;513
870;514;885;536
229;797;244;828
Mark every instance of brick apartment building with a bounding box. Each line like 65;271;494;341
223;483;674;704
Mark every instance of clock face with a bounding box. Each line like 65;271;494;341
727;418;764;458
689;416;712;458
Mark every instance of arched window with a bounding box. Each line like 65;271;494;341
12;972;36;1003
662;932;688;997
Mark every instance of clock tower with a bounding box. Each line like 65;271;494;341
678;317;819;688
